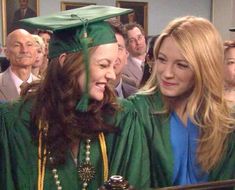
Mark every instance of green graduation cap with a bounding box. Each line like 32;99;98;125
20;5;133;111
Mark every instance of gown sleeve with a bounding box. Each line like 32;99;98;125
0;104;16;190
108;96;152;189
209;131;235;181
107;92;235;189
107;92;175;189
0;101;37;190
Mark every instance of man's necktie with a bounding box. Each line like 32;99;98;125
20;81;29;91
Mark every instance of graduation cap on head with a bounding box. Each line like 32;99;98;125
20;5;133;112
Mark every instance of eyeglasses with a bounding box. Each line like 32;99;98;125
128;34;144;44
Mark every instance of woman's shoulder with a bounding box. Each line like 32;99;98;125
119;91;163;111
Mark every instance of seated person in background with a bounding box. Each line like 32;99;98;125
223;40;235;106
0;29;38;101
108;19;137;98
145;35;159;72
31;34;46;77
139;35;159;87
122;23;149;88
36;29;52;56
35;29;53;75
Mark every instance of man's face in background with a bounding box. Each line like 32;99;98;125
19;0;29;9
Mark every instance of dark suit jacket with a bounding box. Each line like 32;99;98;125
13;7;36;22
11;7;37;32
139;63;151;87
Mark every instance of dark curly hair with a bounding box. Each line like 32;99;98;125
22;49;119;166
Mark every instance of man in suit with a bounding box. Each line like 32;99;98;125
109;19;137;98
0;29;38;101
122;23;150;89
11;0;37;32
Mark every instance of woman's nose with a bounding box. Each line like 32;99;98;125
106;68;116;80
163;64;175;78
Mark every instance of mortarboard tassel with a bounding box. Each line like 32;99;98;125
76;31;90;112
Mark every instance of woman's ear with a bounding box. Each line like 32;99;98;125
58;53;67;66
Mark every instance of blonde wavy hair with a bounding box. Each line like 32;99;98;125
141;16;235;171
32;34;45;54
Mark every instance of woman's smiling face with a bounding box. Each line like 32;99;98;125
156;36;195;98
78;43;118;101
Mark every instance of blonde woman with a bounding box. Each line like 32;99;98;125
110;16;235;188
31;34;46;77
224;40;235;106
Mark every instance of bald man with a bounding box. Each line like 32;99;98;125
0;29;38;101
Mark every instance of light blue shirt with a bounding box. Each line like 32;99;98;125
170;112;208;185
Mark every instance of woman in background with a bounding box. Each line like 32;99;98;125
223;40;235;106
31;34;46;77
36;29;53;75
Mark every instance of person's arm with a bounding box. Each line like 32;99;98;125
106;96;152;189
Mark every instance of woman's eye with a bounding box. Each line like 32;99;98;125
227;61;235;65
99;62;109;68
98;59;110;68
177;63;189;69
157;57;165;63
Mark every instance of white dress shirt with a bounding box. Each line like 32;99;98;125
9;68;33;95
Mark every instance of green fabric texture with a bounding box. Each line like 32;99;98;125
1;91;235;189
0;100;117;189
109;91;235;188
0;99;152;189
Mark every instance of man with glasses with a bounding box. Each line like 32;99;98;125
122;23;148;88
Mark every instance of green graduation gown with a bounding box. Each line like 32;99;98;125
0;100;123;190
1;91;235;190
0;99;152;190
109;91;235;188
